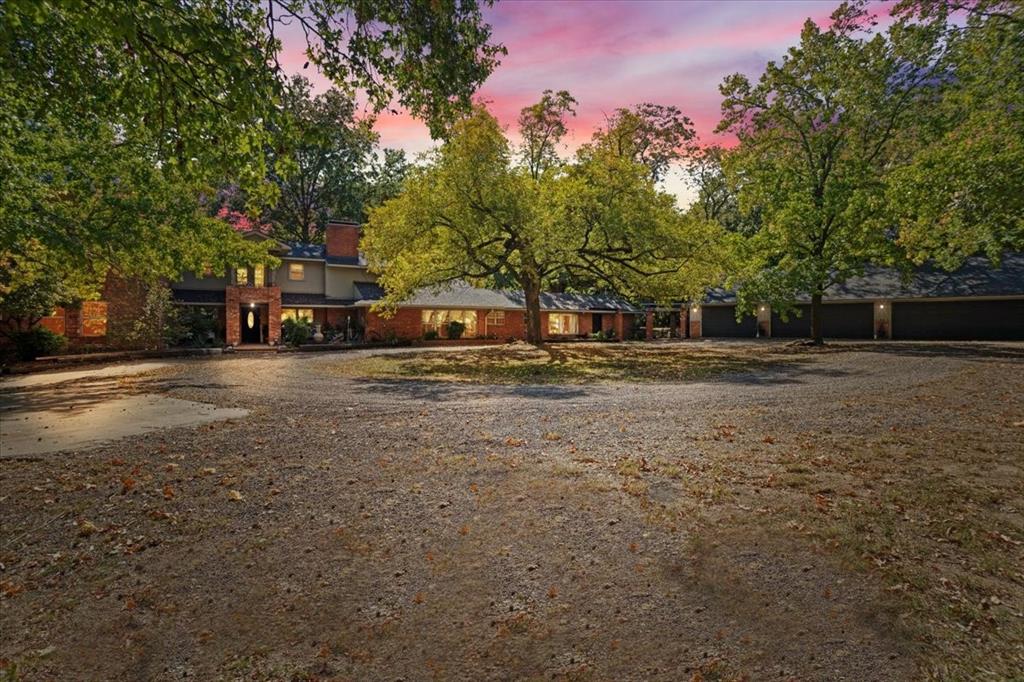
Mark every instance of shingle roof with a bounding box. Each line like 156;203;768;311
704;253;1024;305
281;292;356;306
352;280;640;312
282;242;325;259
171;289;225;304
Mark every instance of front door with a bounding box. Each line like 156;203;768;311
592;313;603;336
241;305;263;343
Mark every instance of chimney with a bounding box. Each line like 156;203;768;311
325;220;360;259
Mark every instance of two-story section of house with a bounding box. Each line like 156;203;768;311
171;220;642;346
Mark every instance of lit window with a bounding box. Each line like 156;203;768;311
548;313;579;335
253;265;264;287
235;267;248;285
82;301;108;337
421;309;477;337
486;310;505;326
281;308;314;323
289;263;305;280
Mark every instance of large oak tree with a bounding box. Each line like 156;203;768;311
363;101;725;344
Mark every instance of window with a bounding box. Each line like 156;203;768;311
289;263;305;281
486;310;505;326
281;308;314;323
548;313;579;336
235;267;248;285
253;265;265;287
421;309;477;337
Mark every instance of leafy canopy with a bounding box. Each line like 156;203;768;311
363;102;726;343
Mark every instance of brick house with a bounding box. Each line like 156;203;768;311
170;220;641;346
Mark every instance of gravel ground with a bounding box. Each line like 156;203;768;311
1;341;1022;680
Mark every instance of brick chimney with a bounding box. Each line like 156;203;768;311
325;220;360;259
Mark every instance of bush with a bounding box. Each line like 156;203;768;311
446;319;466;339
423;329;439;340
11;327;67;360
178;307;221;347
282;317;312;347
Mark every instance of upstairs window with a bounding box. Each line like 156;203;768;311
289;263;305;281
253;265;265;287
235;267;248;285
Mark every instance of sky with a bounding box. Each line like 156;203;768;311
287;0;889;207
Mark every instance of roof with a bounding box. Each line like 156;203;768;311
352;280;640;313
704;253;1024;305
281;292;356;307
282;243;326;260
171;289;226;304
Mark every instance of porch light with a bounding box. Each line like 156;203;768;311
879;303;885;309
250;302;255;308
760;306;766;312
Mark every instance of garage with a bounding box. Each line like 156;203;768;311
893;299;1024;340
701;305;756;337
769;303;875;339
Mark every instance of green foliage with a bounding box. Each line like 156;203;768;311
10;327;66;361
1;0;500;297
888;0;1024;267
0;245;92;337
364;103;727;344
178;307;222;347
108;284;184;350
446;320;466;340
423;329;440;340
582;103;697;182
717;2;938;341
282;317;312;347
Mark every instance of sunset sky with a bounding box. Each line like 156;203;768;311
287;0;891;206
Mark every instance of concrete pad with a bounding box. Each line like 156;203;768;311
1;362;170;389
1;393;247;458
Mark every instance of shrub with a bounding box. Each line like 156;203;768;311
178;306;221;347
423;329;439;340
282;317;312;347
446;319;466;339
11;327;67;360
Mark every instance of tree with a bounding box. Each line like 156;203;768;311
887;0;1024;268
363;102;725;344
717;2;939;344
0;0;502;298
583;103;697;182
517;90;578;179
685;145;761;236
265;77;378;243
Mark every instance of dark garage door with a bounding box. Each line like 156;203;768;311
893;299;1024;340
771;303;874;339
701;305;756;337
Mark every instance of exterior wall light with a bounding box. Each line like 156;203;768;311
879;303;885;309
760;306;766;312
250;302;255;308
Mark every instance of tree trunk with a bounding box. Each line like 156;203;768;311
523;275;543;345
810;292;824;345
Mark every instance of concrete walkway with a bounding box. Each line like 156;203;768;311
0;362;247;458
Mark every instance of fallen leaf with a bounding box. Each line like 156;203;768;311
120;477;136;494
542;432;562;441
227;490;244;501
77;520;99;536
547;586;558;599
413;592;425;604
162;484;175;500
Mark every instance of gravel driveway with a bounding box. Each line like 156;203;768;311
2;341;1022;680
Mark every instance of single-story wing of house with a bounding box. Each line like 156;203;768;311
693;253;1024;340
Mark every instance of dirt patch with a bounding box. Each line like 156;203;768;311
1;342;1020;680
332;341;791;384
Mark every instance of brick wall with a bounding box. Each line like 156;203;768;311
325;221;360;259
365;308;423;341
226;285;281;345
483;310;526;340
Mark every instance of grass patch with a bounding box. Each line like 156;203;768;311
333;343;786;384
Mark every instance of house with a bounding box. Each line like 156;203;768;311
170;220;642;345
689;253;1024;340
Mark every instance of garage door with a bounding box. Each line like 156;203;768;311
701;306;756;337
771;306;810;338
771;303;874;339
893;299;1024;340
